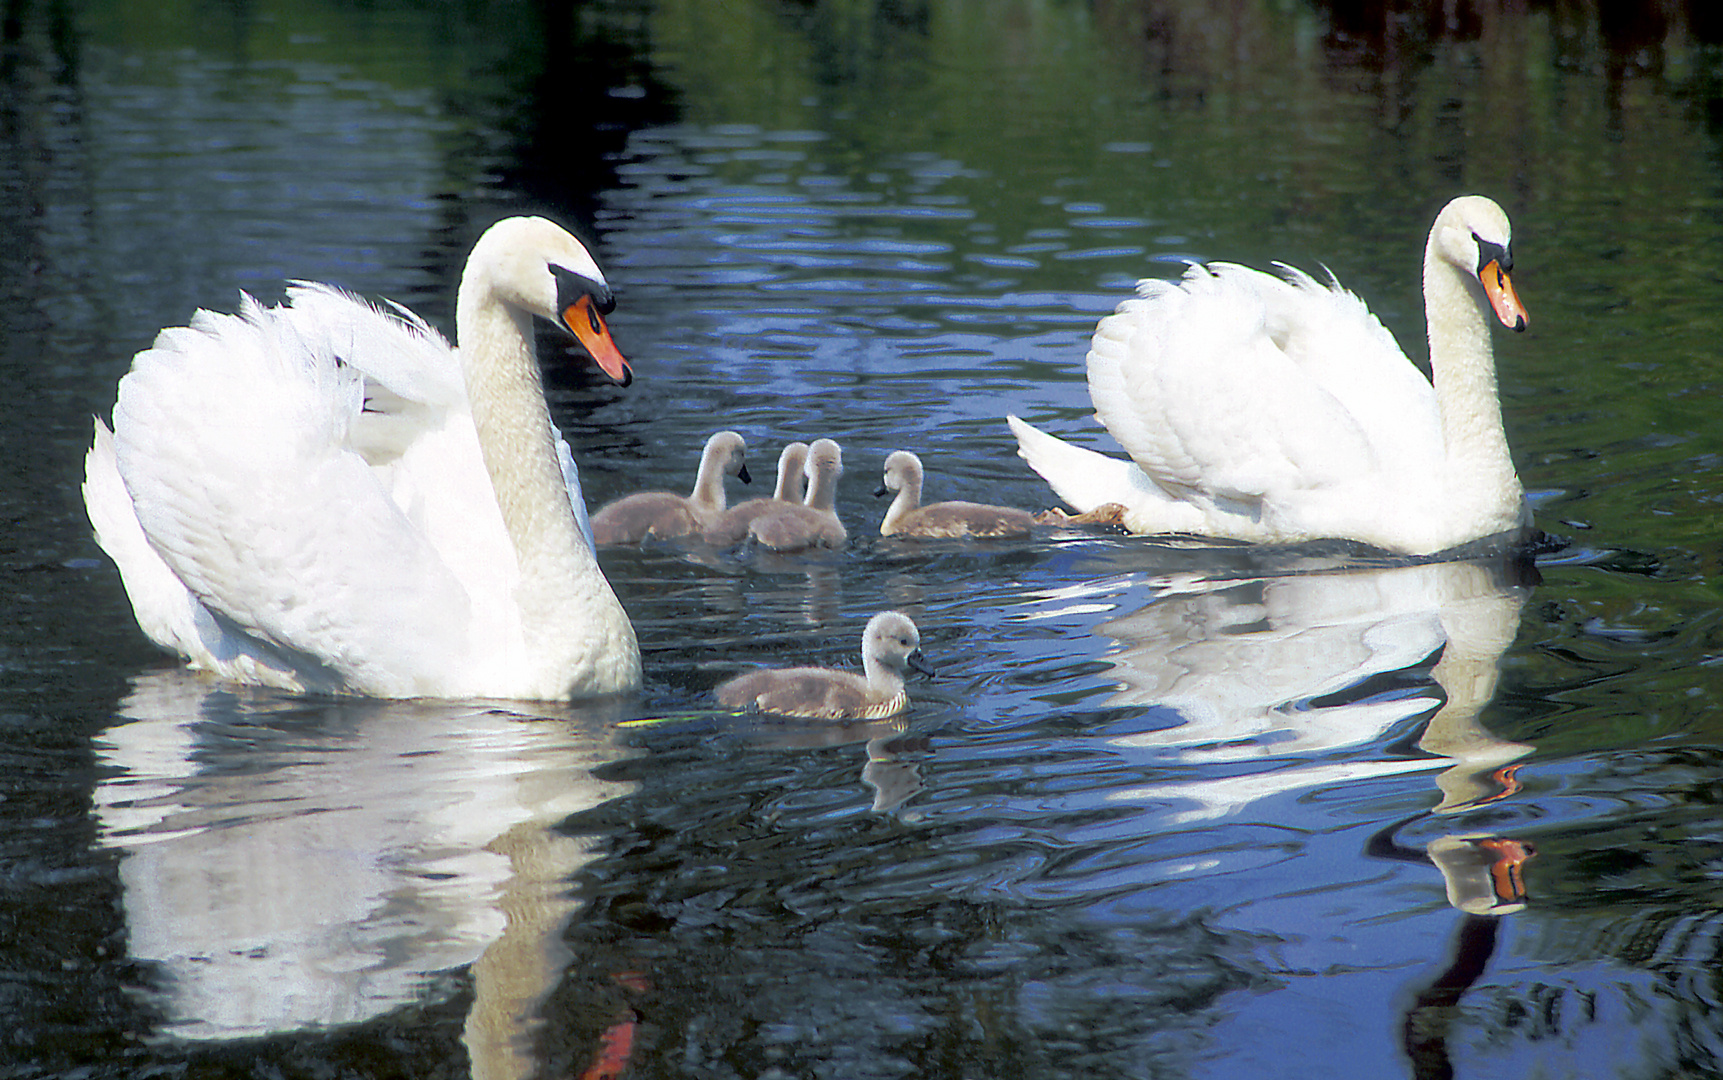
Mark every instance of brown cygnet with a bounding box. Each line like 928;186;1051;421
875;450;1034;538
591;430;750;544
715;610;933;719
748;438;847;552
702;441;810;545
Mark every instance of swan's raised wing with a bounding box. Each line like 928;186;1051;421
281;283;463;467
1247;264;1443;476
110;295;473;696
1088;263;1381;511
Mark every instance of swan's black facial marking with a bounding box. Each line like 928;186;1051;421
1473;235;1512;274
551;265;614;315
549;265;632;386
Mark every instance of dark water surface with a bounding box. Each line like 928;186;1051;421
6;2;1723;1078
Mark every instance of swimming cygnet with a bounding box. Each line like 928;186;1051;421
702;441;810;545
715;610;934;719
748;438;847;552
875;450;1035;539
591;430;751;544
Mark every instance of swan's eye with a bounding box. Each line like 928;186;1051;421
551;265;616;315
1474;235;1512;274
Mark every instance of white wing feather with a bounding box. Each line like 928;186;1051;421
107;296;474;695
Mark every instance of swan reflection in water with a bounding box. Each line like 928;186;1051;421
1057;554;1538;913
91;673;635;1078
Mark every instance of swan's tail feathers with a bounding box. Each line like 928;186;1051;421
1008;414;1140;514
1007;415;1205;535
283;282;457;404
108;303;472;696
281;282;463;467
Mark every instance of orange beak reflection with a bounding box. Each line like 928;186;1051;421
562;294;633;387
1479;260;1528;333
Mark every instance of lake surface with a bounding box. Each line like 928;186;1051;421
5;1;1723;1077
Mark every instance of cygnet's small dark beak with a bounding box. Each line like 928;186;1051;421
874;483;889;498
738;464;753;485
907;649;935;678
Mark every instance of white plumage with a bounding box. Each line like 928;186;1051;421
84;217;641;700
1009;195;1533;555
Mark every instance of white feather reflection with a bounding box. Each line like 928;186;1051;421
1029;555;1540;913
1082;557;1535;817
90;671;633;1076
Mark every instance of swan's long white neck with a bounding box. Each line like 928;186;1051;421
456;271;638;695
1423;235;1527;538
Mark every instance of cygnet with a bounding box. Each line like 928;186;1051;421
715;610;933;719
748;438;846;552
591;430;750;544
702;441;810;545
875;450;1034;538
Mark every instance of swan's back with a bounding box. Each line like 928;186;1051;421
1086;261;1444;534
749;505;847;552
591;494;701;546
715;667;903;720
891;501;1034;540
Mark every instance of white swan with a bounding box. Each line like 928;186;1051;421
82;216;643;700
1008;195;1533;555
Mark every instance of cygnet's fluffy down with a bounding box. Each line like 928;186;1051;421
748;438;846;552
875;450;1034;538
591;430;750;544
715;610;933;719
702;441;809;545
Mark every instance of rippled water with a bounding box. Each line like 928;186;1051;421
6;2;1723;1078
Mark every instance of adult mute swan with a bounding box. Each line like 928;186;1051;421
82;216;643;700
1008;195;1533;555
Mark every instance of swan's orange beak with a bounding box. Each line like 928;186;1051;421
562;294;633;387
1480;837;1535;908
1479;260;1528;333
